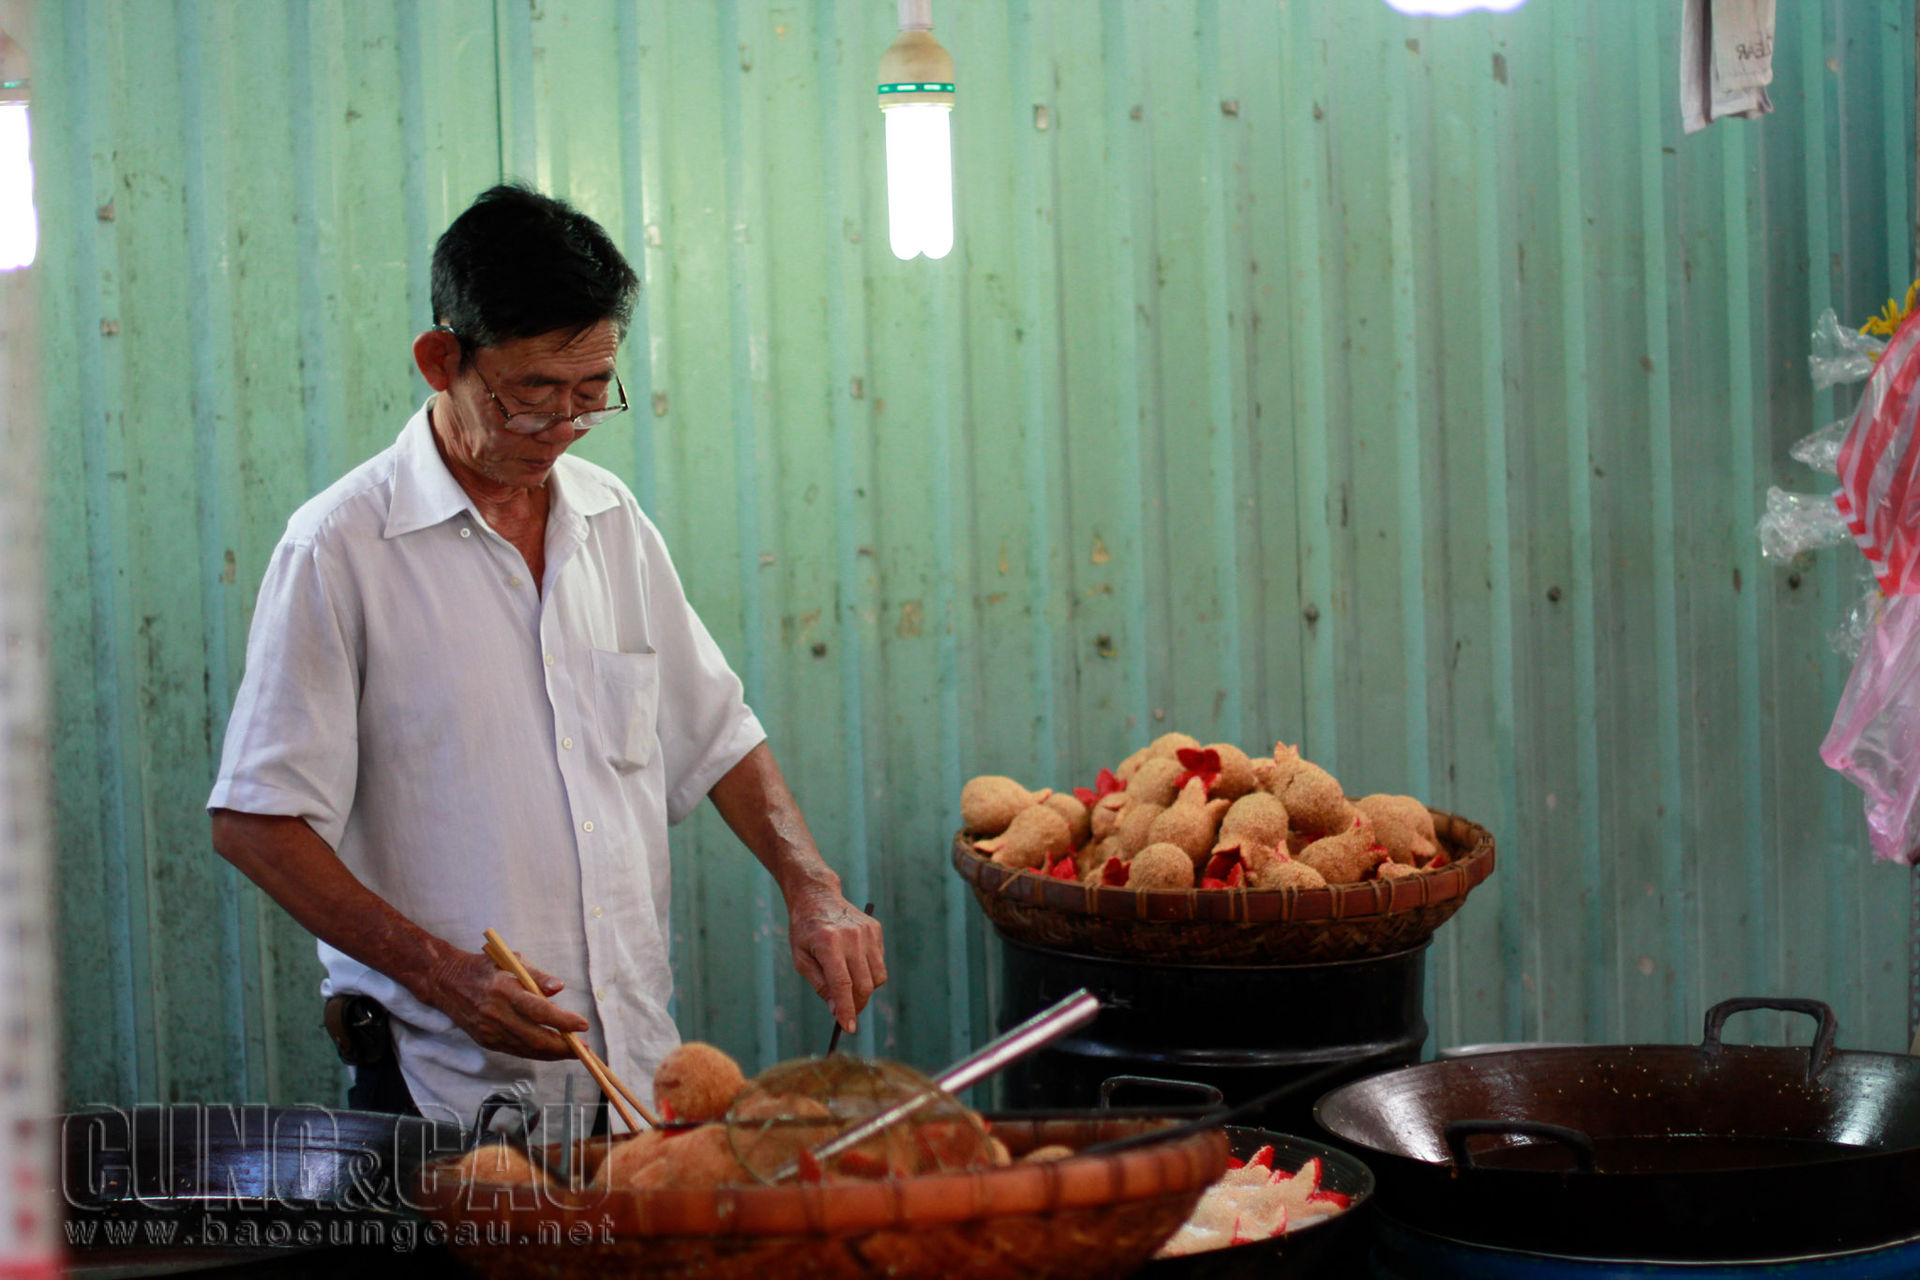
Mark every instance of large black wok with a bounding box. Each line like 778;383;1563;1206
1314;998;1920;1260
62;1104;468;1278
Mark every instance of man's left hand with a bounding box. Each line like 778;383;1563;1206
788;891;886;1033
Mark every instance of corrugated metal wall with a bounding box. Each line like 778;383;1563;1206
28;0;1917;1107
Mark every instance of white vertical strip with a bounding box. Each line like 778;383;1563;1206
0;208;57;1280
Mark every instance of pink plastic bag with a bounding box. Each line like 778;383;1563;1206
1821;593;1920;864
1835;307;1920;594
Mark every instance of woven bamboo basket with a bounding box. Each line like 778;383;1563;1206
414;1118;1227;1280
952;808;1495;964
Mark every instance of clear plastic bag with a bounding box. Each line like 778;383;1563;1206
1756;487;1852;563
1808;308;1887;390
1820;592;1920;865
1830;581;1886;660
1788;417;1853;475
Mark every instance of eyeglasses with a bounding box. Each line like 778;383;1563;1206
474;366;629;436
434;326;630;436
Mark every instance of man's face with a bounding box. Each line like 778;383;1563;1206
430;320;620;493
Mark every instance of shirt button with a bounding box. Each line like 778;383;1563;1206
591;906;603;919
509;574;523;587
561;737;573;750
594;987;607;1000
459;528;472;539
544;654;555;666
582;820;595;833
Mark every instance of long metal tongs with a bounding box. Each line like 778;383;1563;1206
768;988;1102;1183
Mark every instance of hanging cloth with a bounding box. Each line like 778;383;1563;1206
1680;0;1775;134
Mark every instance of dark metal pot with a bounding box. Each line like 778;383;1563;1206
999;937;1427;1132
1314;998;1920;1261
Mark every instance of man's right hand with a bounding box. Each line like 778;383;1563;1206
211;810;592;1063
423;950;590;1060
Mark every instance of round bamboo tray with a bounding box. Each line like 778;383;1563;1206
952;808;1495;964
414;1118;1227;1280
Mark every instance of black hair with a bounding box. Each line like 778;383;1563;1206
429;183;639;360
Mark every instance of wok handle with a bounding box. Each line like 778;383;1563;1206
1444;1120;1597;1174
1097;1075;1226;1110
1701;997;1838;1084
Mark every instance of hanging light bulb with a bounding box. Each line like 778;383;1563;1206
878;0;954;261
0;29;32;273
1381;0;1527;13
0;96;32;272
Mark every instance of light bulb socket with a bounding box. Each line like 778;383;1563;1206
878;29;954;108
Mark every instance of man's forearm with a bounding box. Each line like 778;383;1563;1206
708;742;842;902
708;742;886;1029
208;809;586;1058
209;809;457;1002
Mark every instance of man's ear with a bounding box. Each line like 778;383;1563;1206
413;328;461;392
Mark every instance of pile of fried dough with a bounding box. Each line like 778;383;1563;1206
439;1043;1074;1193
963;734;1451;890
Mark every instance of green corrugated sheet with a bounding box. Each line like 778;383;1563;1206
24;0;1916;1106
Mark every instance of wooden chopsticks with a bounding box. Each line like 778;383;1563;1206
481;928;663;1131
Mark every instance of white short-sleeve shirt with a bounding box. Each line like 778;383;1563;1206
208;402;765;1127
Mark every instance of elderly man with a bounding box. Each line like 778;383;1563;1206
208;184;883;1125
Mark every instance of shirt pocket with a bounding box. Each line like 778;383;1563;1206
590;647;660;773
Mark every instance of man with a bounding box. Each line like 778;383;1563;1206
208;184;883;1126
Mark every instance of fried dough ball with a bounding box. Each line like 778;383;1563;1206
1129;843;1197;890
1354;794;1439;865
725;1094;840;1174
1023;1144;1076;1163
1278;760;1355;843
1148;732;1202;760
1250;757;1284;795
627;1124;754;1190
976;803;1072;869
1072;834;1118;879
591;1129;670;1189
1219;792;1290;851
1201;743;1258;801
447;1141;542;1187
1250;855;1329;891
1228;838;1281;885
1298;820;1387;885
732;1091;836;1124
961;775;1051;836
1148;779;1231;867
1042;792;1092;848
1113;801;1167;857
1270;741;1309;787
1377;861;1421;881
1127;756;1186;808
574;1134;620;1184
1115;744;1155;782
1089;790;1129;841
905;1119;996;1172
654;1042;747;1123
1119;734;1202;782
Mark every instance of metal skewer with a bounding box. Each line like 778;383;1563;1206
825;901;877;1056
771;988;1101;1182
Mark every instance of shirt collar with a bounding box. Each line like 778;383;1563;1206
382;398;622;539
